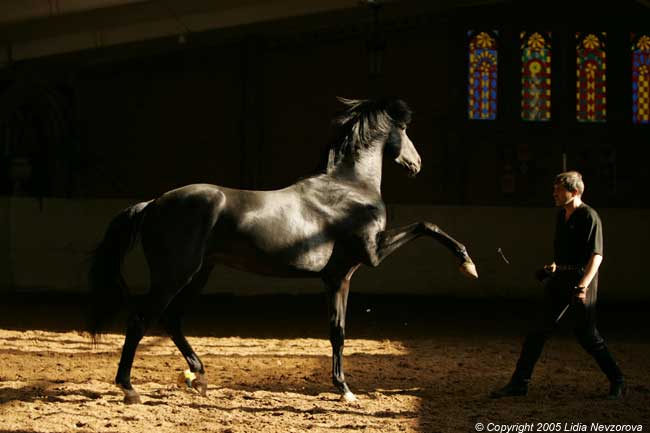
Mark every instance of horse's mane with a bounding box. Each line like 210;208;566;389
325;97;412;173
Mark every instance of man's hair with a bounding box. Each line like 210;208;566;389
555;171;585;195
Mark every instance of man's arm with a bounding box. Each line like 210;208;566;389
576;253;603;301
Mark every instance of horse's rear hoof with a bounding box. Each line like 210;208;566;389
121;388;142;405
342;391;358;403
192;374;208;397
460;260;478;279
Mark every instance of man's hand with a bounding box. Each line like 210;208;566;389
544;263;557;273
535;263;557;283
573;286;587;304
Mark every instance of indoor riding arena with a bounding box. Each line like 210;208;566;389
0;1;649;433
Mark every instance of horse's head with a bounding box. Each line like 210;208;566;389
384;116;421;177
330;97;421;177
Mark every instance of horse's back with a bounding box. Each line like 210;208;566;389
141;183;328;276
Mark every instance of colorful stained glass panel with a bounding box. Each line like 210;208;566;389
632;33;650;124
576;32;607;122
468;30;498;120
521;31;552;122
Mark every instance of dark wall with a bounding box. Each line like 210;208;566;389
76;46;244;196
1;0;648;206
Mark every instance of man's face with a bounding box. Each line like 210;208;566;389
553;183;577;207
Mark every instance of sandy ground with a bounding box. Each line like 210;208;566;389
0;295;649;433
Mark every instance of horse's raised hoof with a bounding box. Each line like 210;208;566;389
342;391;358;403
460;260;478;279
192;374;208;397
120;387;142;405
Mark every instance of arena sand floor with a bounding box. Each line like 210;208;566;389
0;293;648;433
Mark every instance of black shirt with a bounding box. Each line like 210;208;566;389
553;203;603;266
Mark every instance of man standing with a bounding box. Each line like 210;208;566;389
490;171;625;400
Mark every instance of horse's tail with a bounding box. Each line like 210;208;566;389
88;200;151;341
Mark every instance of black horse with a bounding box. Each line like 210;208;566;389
89;97;478;404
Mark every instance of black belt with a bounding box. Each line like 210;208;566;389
556;264;584;272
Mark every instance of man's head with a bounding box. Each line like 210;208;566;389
553;171;584;207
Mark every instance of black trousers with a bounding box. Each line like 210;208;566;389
512;270;623;384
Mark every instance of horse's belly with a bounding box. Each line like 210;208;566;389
285;238;335;272
210;232;335;276
210;247;332;277
233;212;336;273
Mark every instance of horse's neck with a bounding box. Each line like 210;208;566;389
329;144;384;192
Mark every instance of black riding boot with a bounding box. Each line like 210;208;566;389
489;379;528;398
591;347;625;400
490;333;546;398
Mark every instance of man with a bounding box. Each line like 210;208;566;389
490;171;625;400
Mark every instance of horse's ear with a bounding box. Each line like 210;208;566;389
386;98;412;126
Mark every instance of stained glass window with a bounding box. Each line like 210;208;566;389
632;33;650;124
468;30;498;120
521;32;552;122
576;32;607;122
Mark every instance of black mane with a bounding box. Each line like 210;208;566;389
326;97;412;172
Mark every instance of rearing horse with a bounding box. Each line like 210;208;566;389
89;97;478;404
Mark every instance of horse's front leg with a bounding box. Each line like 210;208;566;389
367;222;478;279
323;264;360;403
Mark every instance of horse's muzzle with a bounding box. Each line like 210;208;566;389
407;162;421;177
395;156;421;177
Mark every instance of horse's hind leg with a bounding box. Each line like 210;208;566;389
115;292;174;404
114;188;223;403
161;266;214;396
323;264;360;403
115;261;203;403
